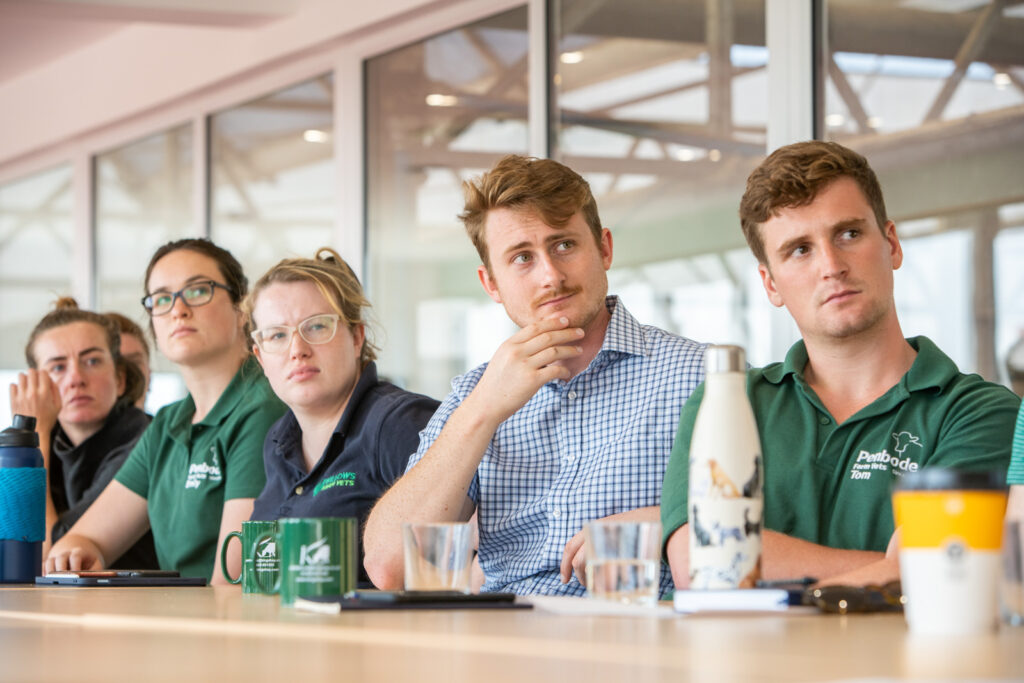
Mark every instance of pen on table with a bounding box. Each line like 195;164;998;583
755;577;818;587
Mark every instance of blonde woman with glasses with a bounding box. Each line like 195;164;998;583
245;248;438;584
46;239;286;583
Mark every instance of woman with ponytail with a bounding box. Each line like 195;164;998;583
10;297;156;567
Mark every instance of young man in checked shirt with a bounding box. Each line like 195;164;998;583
365;154;706;596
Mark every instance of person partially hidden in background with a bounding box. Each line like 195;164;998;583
661;141;1020;587
105;311;152;412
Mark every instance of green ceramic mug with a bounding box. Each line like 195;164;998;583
221;520;279;594
252;517;357;606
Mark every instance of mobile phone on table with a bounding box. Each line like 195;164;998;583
347;590;516;604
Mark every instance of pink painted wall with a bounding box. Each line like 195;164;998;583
0;0;439;167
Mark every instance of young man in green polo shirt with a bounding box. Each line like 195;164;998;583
661;141;1021;587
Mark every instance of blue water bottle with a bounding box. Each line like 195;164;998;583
0;415;45;583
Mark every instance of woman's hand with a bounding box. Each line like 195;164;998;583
45;534;106;573
10;369;61;437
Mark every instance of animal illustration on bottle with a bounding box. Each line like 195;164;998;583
713;522;744;545
708;459;740;498
691;505;713;547
743;508;761;538
742;455;761;498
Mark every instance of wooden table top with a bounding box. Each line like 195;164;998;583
1;585;1021;682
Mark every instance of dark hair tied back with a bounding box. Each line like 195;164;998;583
24;297;146;408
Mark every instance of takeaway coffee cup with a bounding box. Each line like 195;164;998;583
252;517;357;606
892;468;1007;635
221;520;278;594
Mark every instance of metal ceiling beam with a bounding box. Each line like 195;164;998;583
924;0;1006;123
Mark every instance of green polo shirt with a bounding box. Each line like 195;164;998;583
661;336;1019;554
116;356;286;579
1010;401;1024;485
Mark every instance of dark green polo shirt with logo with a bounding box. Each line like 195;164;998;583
661;336;1020;553
115;356;286;579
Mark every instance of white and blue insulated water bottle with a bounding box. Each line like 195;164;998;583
0;415;45;583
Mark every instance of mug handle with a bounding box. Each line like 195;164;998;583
251;532;281;595
220;530;243;585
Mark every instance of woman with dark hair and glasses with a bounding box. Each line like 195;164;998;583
244;248;438;582
9;297;156;568
46;239;286;583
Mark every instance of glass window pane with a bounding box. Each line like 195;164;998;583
211;74;336;281
555;0;778;363
824;0;1024;382
95;125;193;411
0;164;73;420
366;8;529;396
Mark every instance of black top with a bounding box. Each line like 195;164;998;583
50;402;159;569
251;362;439;579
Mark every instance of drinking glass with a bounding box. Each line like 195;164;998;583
584;520;661;606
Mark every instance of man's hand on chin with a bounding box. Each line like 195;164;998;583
469;316;584;423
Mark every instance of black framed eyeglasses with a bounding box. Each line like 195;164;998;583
141;280;234;316
251;314;342;354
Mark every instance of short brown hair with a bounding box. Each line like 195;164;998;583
104;311;150;360
25;297;146;408
739;141;888;265
245;247;378;366
459;155;602;270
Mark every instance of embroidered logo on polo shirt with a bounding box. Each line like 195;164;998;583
185;446;224;489
848;433;922;481
891;431;922;456
313;472;356;496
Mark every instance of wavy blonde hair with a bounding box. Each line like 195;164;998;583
245;248;378;366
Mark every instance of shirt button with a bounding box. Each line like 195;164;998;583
295;485;304;495
567;391;577;399
551;508;562;518
819;416;830;426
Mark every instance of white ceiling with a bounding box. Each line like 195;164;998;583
0;0;300;85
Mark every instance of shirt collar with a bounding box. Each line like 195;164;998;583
175;355;261;431
763;340;808;385
598;295;647;358
51;400;131;458
762;335;957;393
332;361;378;438
270;363;378;446
903;336;958;392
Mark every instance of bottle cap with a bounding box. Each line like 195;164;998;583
705;345;745;374
0;415;40;448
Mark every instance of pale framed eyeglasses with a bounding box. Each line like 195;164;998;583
251;314;342;354
142;280;234;316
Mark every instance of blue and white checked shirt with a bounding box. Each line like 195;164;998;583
406;296;706;597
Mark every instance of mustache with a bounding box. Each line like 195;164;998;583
532;287;582;308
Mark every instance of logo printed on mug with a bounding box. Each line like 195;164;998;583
300;537;331;566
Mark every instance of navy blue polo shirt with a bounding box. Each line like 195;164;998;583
251;362;439;537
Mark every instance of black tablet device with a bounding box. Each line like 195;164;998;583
36;570;208;587
296;590;529;611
